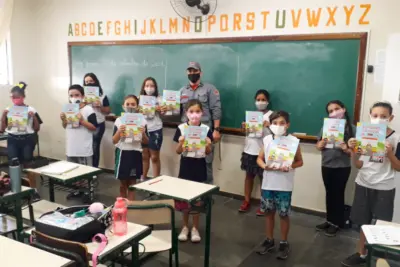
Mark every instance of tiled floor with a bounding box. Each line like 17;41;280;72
27;172;399;267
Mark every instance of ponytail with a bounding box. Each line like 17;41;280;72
10;81;27;97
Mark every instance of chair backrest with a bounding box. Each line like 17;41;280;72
31;242;83;267
127;199;175;225
32;230;89;266
377;259;390;267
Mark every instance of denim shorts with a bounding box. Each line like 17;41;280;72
7;133;36;165
260;190;292;217
142;129;163;151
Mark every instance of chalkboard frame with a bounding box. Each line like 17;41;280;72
68;32;368;142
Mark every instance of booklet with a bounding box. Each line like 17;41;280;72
183;126;208;158
62;104;80;128
362;225;400;245
355;122;387;163
84;86;100;107
162;90;180;116
7;106;29;133
322;118;346;149
266;135;300;169
120;113;144;143
139;95;156;120
245;111;263;138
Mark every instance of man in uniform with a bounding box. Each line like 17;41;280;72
180;62;222;183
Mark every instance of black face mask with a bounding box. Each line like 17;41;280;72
188;73;200;83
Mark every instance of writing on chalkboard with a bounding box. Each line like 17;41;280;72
73;59;167;68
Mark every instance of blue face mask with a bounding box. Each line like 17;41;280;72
124;107;137;113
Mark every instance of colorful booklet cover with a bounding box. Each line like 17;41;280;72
162;90;180;116
355;122;387;163
63;104;80;128
84;86;100;106
139;95;156;119
245;111;263;138
322;118;346;149
120;113;144;143
266;135;300;169
183;126;208;158
7;106;29;133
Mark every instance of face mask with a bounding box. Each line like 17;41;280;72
370;117;389;125
144;87;155;96
124;107;137;113
255;101;268;111
69;97;82;104
12;98;24;106
187;112;202;124
269;125;286;136
188;73;200;83
329;109;345;119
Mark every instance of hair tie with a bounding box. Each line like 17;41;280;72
17;83;24;89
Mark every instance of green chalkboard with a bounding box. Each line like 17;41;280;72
69;36;363;136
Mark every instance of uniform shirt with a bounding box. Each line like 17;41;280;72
141;96;163;133
66;105;97;157
244;110;273;156
261;134;299;192
180;82;221;126
113;117;148;152
5;106;37;135
318;124;356;168
92;95;110;124
356;131;400;191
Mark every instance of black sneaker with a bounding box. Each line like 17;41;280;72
325;225;339;237
256;239;275;255
276;241;290;260
316;222;330;231
341;253;366;266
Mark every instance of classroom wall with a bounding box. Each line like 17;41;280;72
7;0;400;212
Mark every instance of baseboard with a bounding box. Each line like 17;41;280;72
32;156;326;217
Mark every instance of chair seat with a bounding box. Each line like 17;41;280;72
377;259;390;267
124;230;172;253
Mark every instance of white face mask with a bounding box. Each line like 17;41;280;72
370;116;389;126
269;125;286;136
124;107;137;113
255;101;268;111
69;97;82;104
144;87;155;96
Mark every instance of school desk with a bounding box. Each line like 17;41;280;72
0;235;72;267
131;175;220;267
366;220;400;267
24;222;151;267
26;161;102;203
21;199;67;223
0;186;35;241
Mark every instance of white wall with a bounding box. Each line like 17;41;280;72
7;0;400;212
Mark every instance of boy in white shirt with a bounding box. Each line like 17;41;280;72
342;102;400;267
255;111;303;260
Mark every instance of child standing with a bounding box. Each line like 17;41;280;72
239;89;273;215
60;84;97;165
173;99;213;243
256;111;303;260
139;77;164;180
0;82;40;188
316;100;355;237
113;95;148;200
342;102;400;267
83;73;111;168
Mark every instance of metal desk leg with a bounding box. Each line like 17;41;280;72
131;241;139;267
48;178;55;202
366;245;372;267
14;198;23;242
204;196;212;267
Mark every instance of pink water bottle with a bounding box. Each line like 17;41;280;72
112;197;128;236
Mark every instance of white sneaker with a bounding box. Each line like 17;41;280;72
178;227;189;242
191;227;201;243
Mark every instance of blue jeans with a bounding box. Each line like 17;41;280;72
92;122;105;168
7;134;36;165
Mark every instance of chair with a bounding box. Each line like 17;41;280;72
125;199;178;267
31;230;107;267
377;258;390;267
